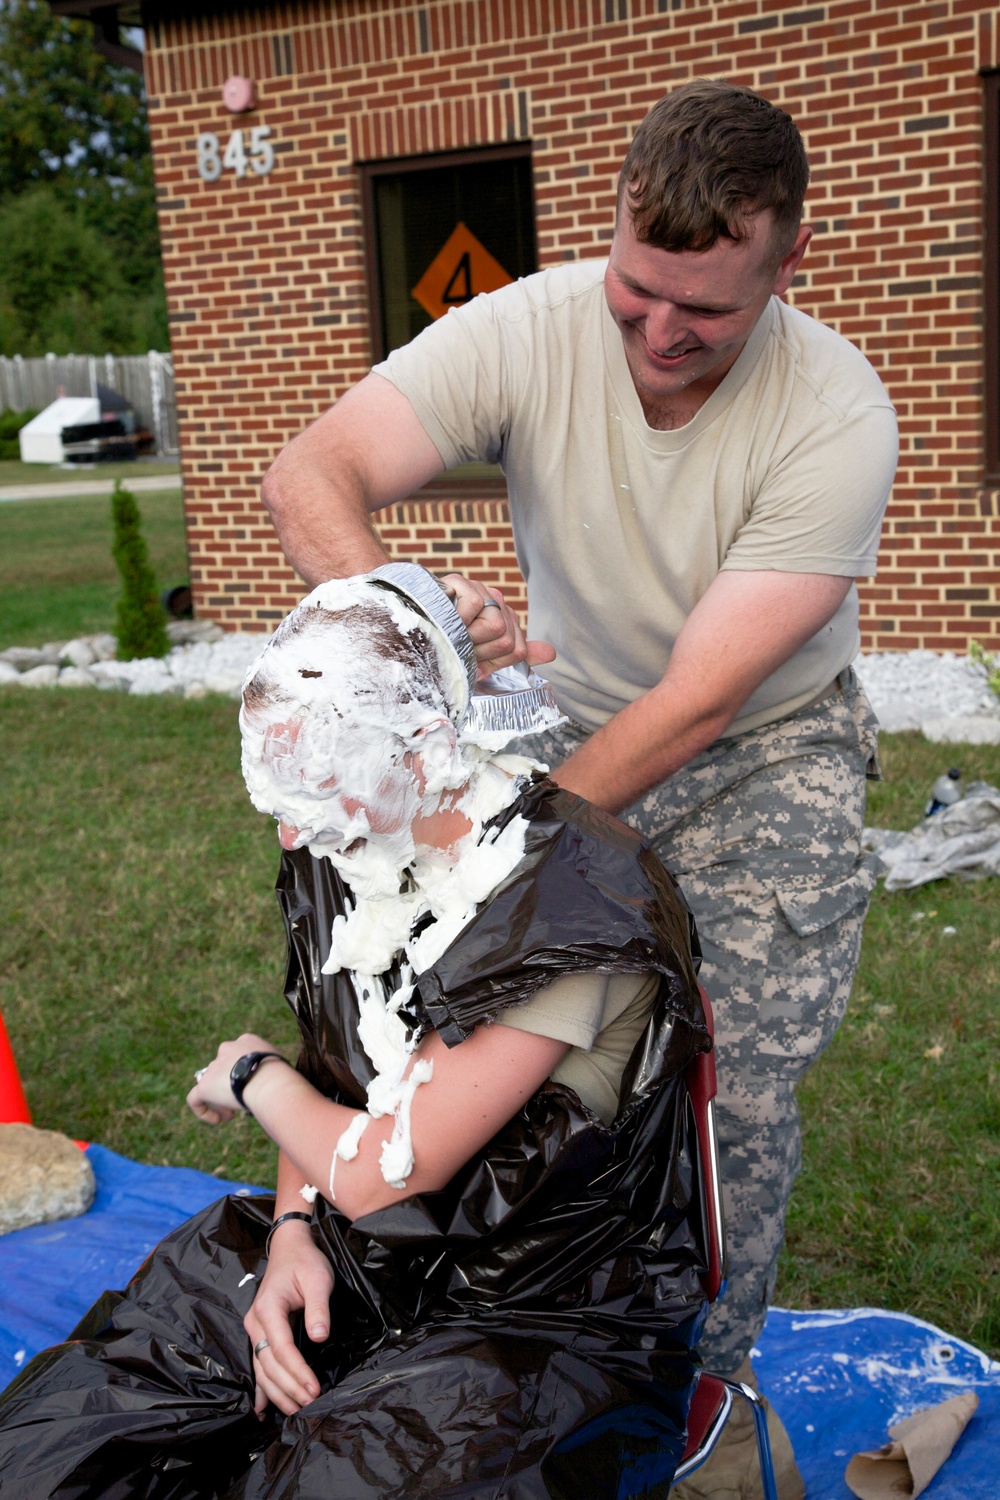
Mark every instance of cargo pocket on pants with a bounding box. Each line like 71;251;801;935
751;858;880;1080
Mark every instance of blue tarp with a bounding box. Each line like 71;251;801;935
1;1146;997;1496
754;1309;999;1497
0;1143;265;1383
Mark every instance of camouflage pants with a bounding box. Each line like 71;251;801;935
529;670;881;1373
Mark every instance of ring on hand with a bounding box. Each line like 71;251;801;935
254;1338;269;1356
478;599;502;612
194;1067;207;1082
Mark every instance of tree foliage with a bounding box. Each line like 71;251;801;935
0;186;166;354
111;482;170;661
0;1;167;355
0;404;37;457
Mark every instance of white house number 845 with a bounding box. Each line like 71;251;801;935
196;126;275;182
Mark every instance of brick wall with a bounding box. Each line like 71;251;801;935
377;477;527;615
145;0;1000;649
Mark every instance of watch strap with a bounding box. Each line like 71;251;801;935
265;1210;314;1258
230;1050;287;1111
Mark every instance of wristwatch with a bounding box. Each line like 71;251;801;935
229;1051;287;1113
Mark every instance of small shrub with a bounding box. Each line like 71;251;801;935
968;640;1000;701
0;406;39;460
111;481;170;660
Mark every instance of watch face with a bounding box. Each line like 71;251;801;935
230;1053;259;1105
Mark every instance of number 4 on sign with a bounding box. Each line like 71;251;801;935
411;223;513;321
443;252;472;305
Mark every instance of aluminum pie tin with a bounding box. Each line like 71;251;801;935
367;563;563;741
368;562;478;722
465;664;565;740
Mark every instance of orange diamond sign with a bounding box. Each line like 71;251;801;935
411;222;513;321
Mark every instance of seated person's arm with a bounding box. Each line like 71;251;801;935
207;1024;565;1420
245;1148;334;1418
189;1022;570;1224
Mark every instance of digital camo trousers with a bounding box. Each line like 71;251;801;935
529;670;882;1373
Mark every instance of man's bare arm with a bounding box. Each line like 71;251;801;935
550;569;853;814
261;373;446;582
262;372;555;671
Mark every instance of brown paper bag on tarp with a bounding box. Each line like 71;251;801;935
845;1392;979;1499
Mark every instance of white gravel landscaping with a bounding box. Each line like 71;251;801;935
1;628;999;742
0;623;266;700
854;650;1000;744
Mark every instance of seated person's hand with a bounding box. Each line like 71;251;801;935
187;1033;284;1124
244;1223;335;1418
439;572;556;677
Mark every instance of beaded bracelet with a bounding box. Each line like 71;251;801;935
264;1210;314;1259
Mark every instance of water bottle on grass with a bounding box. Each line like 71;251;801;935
924;768;962;817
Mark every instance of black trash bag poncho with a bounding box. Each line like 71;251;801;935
0;778;710;1500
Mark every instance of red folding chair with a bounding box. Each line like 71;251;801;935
671;986;779;1500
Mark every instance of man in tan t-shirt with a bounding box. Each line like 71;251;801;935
260;81;897;1497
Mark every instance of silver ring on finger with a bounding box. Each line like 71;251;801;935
194;1068;207;1082
254;1338;269;1356
478;599;502;612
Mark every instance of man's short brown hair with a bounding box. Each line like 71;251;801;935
619;79;809;258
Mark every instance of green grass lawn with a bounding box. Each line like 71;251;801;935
0;685;996;1354
0;458;180;487
0;488;188;646
777;731;1000;1356
0;690;293;1190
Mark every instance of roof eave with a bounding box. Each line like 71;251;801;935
46;1;144;73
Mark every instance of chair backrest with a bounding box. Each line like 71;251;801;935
685;985;727;1303
676;1000;779;1495
678;1372;733;1467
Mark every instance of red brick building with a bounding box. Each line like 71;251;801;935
57;0;1000;650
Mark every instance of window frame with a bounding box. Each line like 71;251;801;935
358;143;536;363
983;69;1000;485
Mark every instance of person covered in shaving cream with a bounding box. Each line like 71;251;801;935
200;575;574;1401
0;570;709;1499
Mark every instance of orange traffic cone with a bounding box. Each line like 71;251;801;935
0;1009;31;1124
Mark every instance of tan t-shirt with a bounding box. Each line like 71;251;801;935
495;969;658;1124
373;261;898;736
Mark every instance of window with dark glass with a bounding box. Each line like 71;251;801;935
984;70;1000;484
360;147;536;360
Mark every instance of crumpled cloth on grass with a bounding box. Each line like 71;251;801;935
863;782;1000;890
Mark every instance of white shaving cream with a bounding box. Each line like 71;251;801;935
241;579;542;1199
327;1110;370;1202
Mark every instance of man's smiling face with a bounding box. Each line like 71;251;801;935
604;207;810;414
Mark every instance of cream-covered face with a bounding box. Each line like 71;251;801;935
240;582;468;873
256;711;427;854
